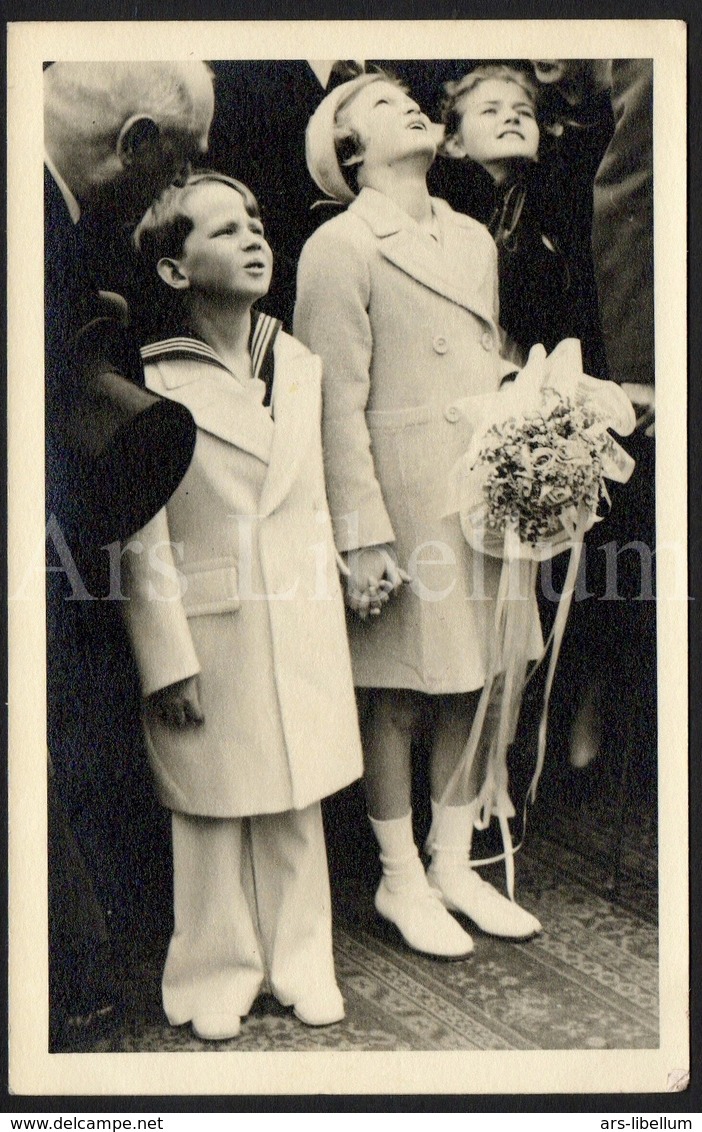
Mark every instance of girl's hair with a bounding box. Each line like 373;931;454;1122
440;63;539;141
133;170;261;270
332;70;407;195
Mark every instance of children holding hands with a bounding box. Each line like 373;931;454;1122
122;71;544;1037
123;172;363;1041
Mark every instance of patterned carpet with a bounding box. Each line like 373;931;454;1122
75;752;658;1055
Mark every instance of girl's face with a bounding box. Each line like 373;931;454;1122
338;80;436;176
172;181;273;302
446;77;539;175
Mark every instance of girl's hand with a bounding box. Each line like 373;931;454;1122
147;675;204;729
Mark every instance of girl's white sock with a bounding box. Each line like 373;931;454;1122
427;799;478;870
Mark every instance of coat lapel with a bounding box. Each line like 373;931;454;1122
143;356;275;465
350;188;497;326
259;337;323;518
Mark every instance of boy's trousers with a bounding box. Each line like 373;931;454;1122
162;802;338;1024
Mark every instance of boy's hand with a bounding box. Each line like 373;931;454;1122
147;675;204;729
342;545;411;620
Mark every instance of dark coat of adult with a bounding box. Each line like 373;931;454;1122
592;59;654;387
45;169;193;960
591;61;656;771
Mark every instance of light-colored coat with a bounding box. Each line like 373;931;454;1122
294;187;541;693
122;330;363;817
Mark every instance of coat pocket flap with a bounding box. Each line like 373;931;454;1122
180;559;240;617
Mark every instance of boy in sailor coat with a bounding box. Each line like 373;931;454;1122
124;172;363;1041
295;74;543;961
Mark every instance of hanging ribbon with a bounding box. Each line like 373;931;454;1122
438;339;637;899
528;502;590;805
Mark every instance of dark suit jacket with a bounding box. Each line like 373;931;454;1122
45;169;177;932
45;169;197;550
44;168;98;541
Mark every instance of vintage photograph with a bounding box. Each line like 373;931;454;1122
7;19;688;1097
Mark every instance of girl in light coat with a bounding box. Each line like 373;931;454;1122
124;172;363;1040
294;73;542;959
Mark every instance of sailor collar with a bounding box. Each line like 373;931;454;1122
140;311;282;393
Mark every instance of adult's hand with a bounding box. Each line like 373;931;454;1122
621;382;655;437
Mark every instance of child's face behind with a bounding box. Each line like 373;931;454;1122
446;77;539;180
176;181;273;303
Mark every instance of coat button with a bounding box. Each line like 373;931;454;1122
481;331;494;351
444;404;461;423
432;335;449;355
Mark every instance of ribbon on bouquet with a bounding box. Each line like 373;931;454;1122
437;339;636;898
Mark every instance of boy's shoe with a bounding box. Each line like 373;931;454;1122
293;984;345;1027
428;865;542;940
375;875;474;960
191;1012;241;1041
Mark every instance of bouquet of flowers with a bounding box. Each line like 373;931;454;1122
477;398;608;546
440;340;636;896
448;338;636;560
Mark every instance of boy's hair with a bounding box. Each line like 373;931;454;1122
333;70;407;195
440;63;539;141
133;170;261;271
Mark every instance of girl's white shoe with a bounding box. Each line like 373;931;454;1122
427;865;542;940
426;800;542;940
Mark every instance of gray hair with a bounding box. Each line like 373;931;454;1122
44;61;214;150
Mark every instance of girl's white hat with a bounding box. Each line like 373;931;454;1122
305;73;383;205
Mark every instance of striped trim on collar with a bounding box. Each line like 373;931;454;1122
140;312;282;385
250;312;281;383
